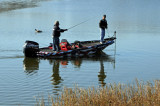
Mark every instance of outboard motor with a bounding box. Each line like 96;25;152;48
23;40;39;57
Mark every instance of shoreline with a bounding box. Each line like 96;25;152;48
37;79;160;106
0;0;51;13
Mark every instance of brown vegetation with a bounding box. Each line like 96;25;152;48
36;80;160;106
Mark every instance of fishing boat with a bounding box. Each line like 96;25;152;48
23;31;116;58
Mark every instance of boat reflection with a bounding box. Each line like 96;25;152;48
60;58;82;68
23;52;115;87
23;57;40;75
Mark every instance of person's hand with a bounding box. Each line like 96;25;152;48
65;29;68;31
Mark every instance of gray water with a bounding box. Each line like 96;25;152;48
0;0;160;105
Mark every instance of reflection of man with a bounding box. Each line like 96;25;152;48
74;59;82;68
71;58;82;68
51;60;63;85
98;60;106;86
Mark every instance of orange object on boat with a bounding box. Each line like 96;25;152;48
60;42;71;51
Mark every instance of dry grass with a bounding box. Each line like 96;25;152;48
36;79;160;106
0;0;51;13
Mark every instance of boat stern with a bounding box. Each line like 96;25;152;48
23;40;39;57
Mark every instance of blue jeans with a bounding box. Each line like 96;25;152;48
53;37;60;51
100;28;105;43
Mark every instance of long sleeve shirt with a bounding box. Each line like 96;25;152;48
53;25;65;37
99;19;108;29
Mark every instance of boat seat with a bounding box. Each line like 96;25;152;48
48;43;53;49
60;42;71;51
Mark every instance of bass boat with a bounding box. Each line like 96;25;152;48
23;32;116;58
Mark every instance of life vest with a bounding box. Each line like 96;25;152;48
60;42;71;51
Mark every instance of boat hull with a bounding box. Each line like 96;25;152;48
23;37;116;58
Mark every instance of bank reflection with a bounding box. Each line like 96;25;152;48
23;52;115;88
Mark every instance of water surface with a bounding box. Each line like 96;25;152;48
0;0;160;105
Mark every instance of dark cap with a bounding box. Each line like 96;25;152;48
54;21;59;26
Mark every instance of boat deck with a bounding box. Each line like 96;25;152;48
40;48;55;53
81;42;100;46
40;42;101;53
39;36;117;53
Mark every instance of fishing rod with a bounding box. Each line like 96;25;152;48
107;29;110;37
68;18;92;30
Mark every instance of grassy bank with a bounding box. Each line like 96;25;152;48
36;80;160;106
0;0;51;13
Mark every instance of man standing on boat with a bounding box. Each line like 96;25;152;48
52;21;68;52
99;15;108;44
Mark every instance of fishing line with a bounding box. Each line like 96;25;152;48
67;17;94;30
106;29;110;37
39;42;50;47
67;13;105;30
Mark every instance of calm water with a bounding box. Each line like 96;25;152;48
0;0;160;105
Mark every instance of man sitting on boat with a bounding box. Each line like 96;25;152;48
72;40;83;49
52;21;68;52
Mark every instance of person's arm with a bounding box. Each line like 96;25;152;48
99;20;103;28
105;21;108;29
53;26;66;32
59;29;68;32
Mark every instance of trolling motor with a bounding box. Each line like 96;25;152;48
23;40;39;57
